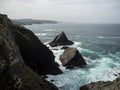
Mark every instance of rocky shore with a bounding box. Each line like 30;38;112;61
0;14;59;90
80;77;120;90
0;13;120;90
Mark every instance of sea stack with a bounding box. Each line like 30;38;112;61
60;47;87;69
49;31;74;47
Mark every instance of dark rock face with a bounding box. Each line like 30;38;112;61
0;14;62;75
49;31;74;47
13;26;62;75
0;22;58;90
60;48;86;69
80;77;120;90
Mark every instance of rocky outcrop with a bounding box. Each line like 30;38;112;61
0;22;58;90
60;48;86;69
49;31;74;47
0;14;62;75
80;77;120;90
13;26;62;75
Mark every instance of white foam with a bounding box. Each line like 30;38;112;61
45;41;120;90
88;57;118;82
45;29;53;31
46;56;120;90
35;33;47;36
73;41;82;46
98;36;120;39
98;36;104;39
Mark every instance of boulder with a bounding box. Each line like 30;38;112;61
80;77;120;90
49;31;74;47
0;14;62;75
60;48;86;69
0;20;58;90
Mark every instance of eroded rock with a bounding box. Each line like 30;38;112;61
60;48;86;69
80;77;120;90
49;31;73;47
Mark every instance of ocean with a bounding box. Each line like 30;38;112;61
24;23;120;90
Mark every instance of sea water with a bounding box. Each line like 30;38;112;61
24;23;120;90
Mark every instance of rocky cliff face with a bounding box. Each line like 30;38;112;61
0;14;62;75
14;26;62;75
0;14;58;90
80;77;120;90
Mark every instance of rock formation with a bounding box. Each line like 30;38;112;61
60;48;86;69
0;14;62;75
49;31;74;47
0;15;58;90
80;77;120;90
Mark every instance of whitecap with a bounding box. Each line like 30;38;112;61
35;33;47;36
98;36;120;39
98;36;104;39
45;40;120;90
45;29;53;31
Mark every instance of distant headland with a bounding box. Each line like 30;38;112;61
11;19;58;25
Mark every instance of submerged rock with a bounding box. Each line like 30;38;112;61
61;46;69;50
80;77;120;90
49;31;74;47
0;19;58;90
60;48;86;69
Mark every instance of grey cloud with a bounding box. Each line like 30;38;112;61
0;0;120;23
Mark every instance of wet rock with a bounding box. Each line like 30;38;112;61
61;46;69;50
60;48;86;69
49;31;73;47
80;77;120;90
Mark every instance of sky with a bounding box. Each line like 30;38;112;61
0;0;120;24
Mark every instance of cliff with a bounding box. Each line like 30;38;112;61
12;19;58;25
0;14;62;75
0;14;59;90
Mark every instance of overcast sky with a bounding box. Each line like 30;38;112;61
0;0;120;23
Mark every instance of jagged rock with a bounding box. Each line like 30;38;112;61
13;26;62;75
80;77;120;90
49;31;74;47
60;48;86;69
0;23;58;90
0;14;62;75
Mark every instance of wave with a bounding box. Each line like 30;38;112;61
44;29;53;31
46;56;120;90
98;36;120;39
47;44;120;90
44;40;120;90
98;36;104;39
35;33;47;36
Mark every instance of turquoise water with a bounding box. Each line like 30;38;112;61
24;23;120;90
